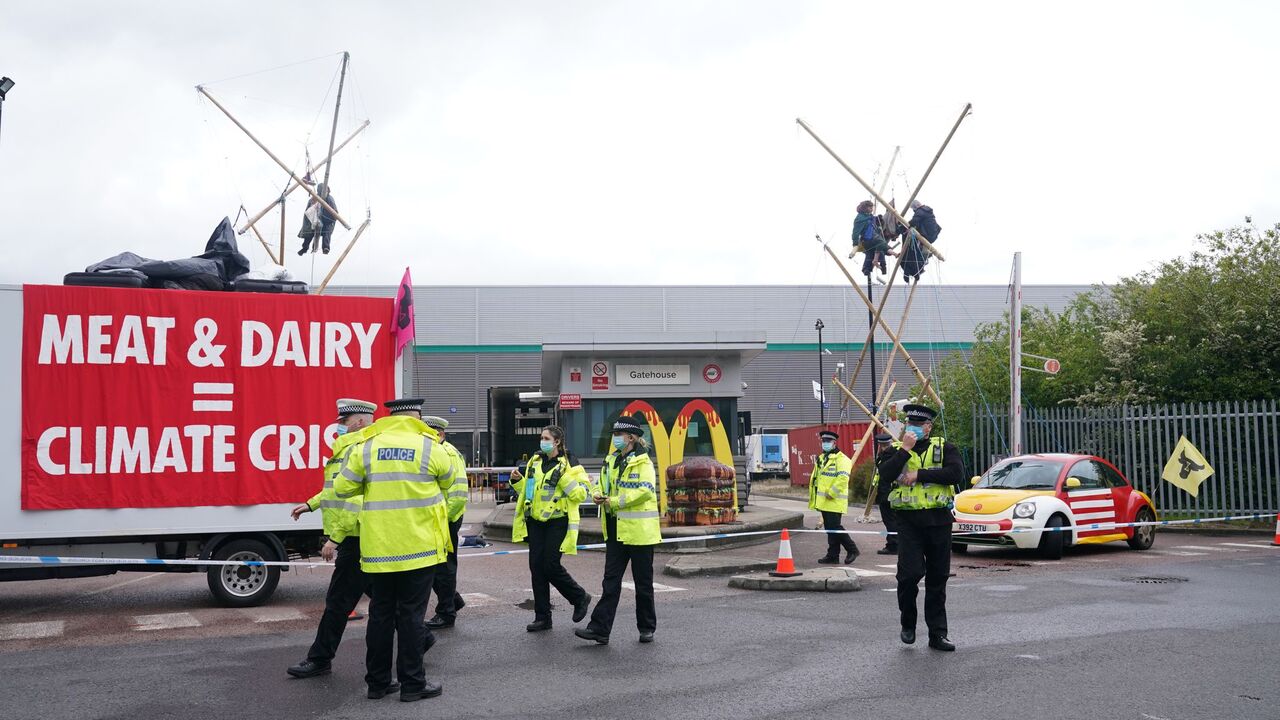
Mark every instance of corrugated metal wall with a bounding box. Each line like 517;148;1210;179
328;283;1092;432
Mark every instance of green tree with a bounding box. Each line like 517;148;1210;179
926;221;1280;460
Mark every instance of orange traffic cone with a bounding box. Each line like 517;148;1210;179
769;528;803;577
1272;514;1280;547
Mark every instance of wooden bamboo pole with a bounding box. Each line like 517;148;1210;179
821;242;943;406
237;120;370;235
196;85;351;230
837;103;971;398
873;280;921;403
318;52;349;198
315;214;372;294
831;375;895;436
248;221;279;265
796;117;944;261
858;381;897;520
278;198;286;264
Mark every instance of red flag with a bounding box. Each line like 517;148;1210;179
392;268;415;358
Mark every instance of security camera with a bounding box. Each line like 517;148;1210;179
836;362;845;370
741;382;749;389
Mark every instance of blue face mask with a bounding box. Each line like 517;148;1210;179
612;435;627;450
335;425;349;436
821;441;835;453
906;425;926;440
539;440;555;454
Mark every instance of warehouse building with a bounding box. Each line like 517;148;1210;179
331;283;1089;467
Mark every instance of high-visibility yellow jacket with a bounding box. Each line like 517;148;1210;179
511;453;591;554
809;450;853;514
305;425;376;542
441;440;469;523
888;436;953;511
599;449;661;546
334;415;456;573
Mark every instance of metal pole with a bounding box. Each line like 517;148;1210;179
1010;252;1023;455
817;319;826;425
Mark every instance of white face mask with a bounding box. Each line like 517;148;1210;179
821;441;835;453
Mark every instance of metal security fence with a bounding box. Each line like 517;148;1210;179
970;401;1280;517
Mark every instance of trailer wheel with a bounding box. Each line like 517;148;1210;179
207;538;280;607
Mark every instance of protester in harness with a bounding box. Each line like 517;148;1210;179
900;200;941;283
298;182;338;255
850;200;894;277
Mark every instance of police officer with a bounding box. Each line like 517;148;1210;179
424;415;469;630
871;432;900;555
575;414;660;645
509;425;593;632
810;429;859;564
334;398;456;701
286;398;377;679
877;404;964;651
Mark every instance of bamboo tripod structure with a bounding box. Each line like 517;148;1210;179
800;104;972;523
198;53;372;293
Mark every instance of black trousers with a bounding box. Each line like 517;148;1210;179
305;536;367;664
526;515;588;621
878;498;900;550
365;565;436;692
895;516;952;637
431;518;465;619
588;515;656;636
820;510;858;557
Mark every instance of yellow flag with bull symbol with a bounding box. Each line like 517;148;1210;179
1161;435;1214;497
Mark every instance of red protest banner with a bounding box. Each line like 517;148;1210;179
21;285;396;510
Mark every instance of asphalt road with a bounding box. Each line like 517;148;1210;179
2;499;1277;720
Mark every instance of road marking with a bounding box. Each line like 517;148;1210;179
0;620;65;640
459;592;499;608
1174;545;1236;552
848;568;894;577
1015;654;1041;660
246;607;305;623
81;573;162;597
133;612;201;631
622;581;685;593
1218;542;1276;549
881;588;896;592
1148;550;1208;556
876;564;897;569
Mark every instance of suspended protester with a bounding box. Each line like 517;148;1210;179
286;398;377;680
877;404;965;652
871;432;900;555
298;182;338;255
424;415;470;631
509;425;593;632
810;429;859;564
576;414;661;645
900;200;941;283
851;200;892;276
333;398;456;702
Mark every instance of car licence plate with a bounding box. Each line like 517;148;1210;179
955;523;988;533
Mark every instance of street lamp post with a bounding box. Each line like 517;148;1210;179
815;318;825;425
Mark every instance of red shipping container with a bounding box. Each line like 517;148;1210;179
786;423;872;487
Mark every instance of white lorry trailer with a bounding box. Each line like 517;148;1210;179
0;284;399;606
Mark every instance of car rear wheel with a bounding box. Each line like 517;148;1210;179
1127;507;1156;550
1038;514;1068;560
207;538;280;607
951;542;969;554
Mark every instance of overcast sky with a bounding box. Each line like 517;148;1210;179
2;1;1276;289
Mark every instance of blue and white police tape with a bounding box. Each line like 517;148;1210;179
0;529;785;568
0;513;1272;568
792;512;1279;537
